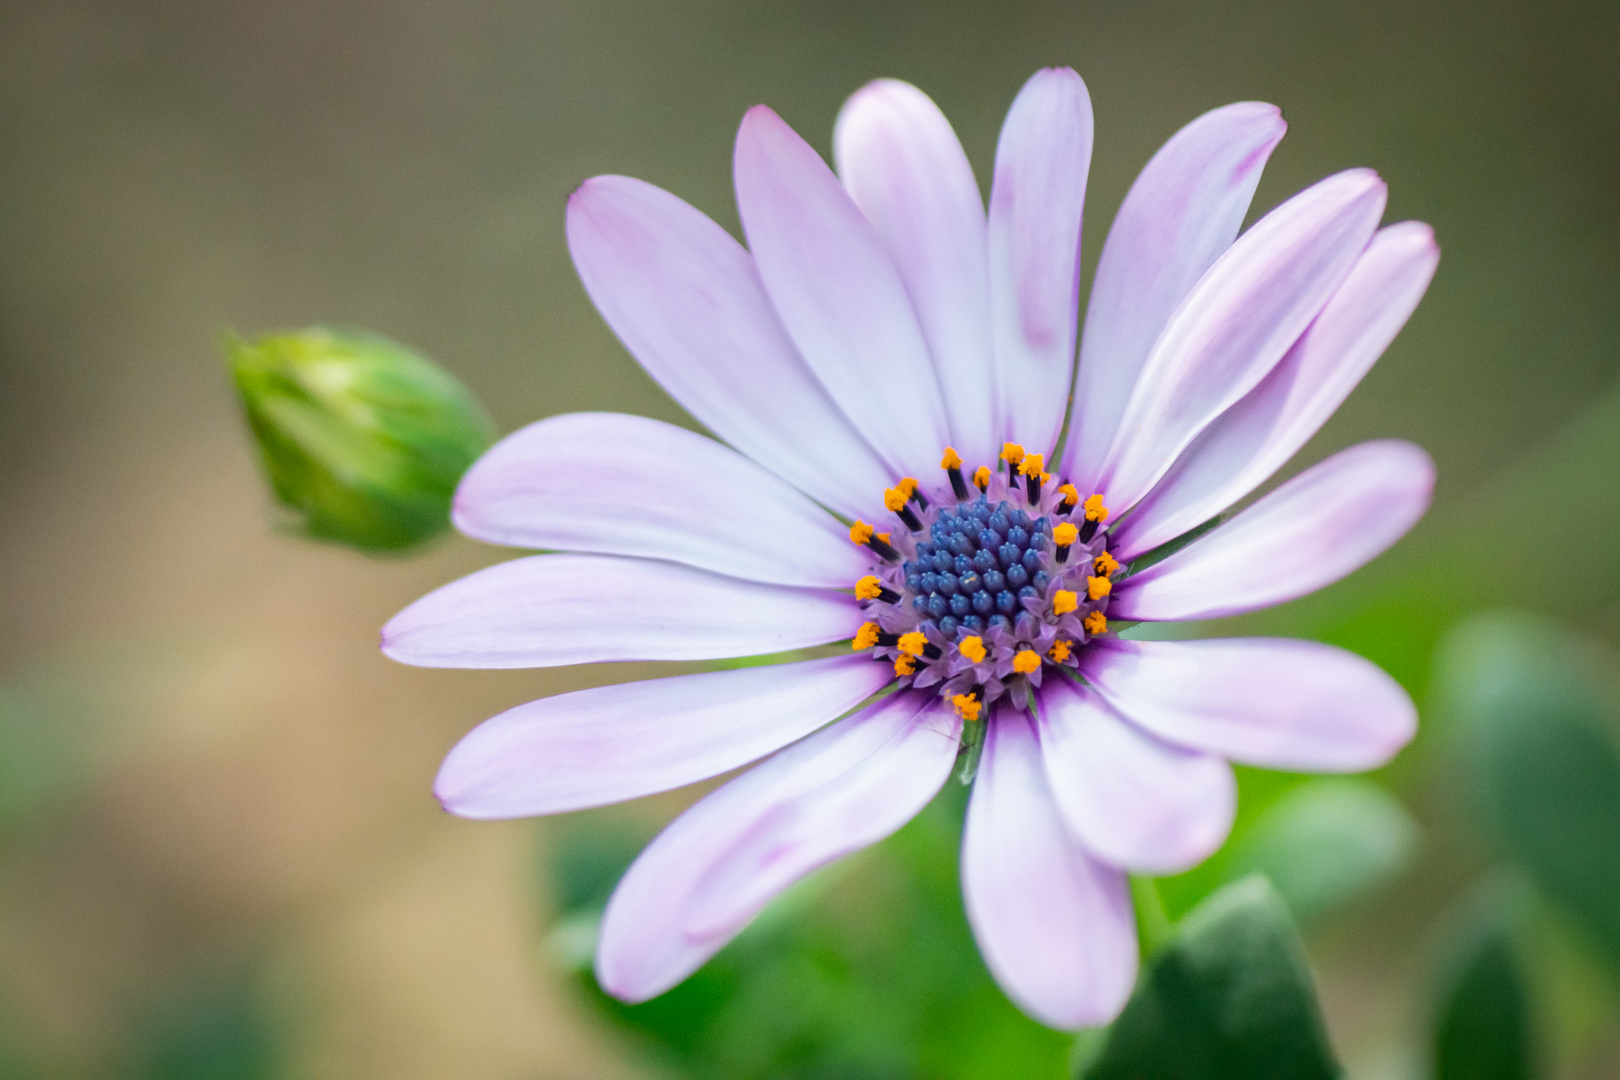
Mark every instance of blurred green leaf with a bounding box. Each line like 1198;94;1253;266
1082;877;1338;1080
1436;613;1620;972
1225;778;1418;927
226;326;495;552
547;786;1073;1080
0;686;83;832
125;966;282;1080
1432;879;1538;1080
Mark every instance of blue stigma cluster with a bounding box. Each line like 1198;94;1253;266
902;499;1053;641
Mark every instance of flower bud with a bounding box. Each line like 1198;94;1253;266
227;326;496;552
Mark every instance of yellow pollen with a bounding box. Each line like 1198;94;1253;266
897;631;928;658
1057;483;1080;507
853;622;880;650
894;654;917;677
1083;611;1108;636
1041;470;1053;483
855;575;884;600
1093;550;1120;576
1018;453;1046;478
951;694;983;722
877;531;892;543
1012;649;1041;675
1087;576;1113;601
973;466;991;488
1048;639;1073;663
849;520;874;545
883;487;909;512
1052;590;1079;616
1052;522;1079;547
1083;494;1110;523
1001;442;1026;464
896;477;919;498
958;635;987;664
940;447;963;469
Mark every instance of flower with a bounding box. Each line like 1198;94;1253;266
382;68;1439;1030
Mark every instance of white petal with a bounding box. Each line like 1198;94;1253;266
453;412;870;588
987;67;1094;455
1064;102;1287;490
835;79;996;466
1095;169;1388;512
596;694;960;1000
567;175;891;518
735;105;951;477
961;710;1138;1030
1112;440;1434;621
433;655;892;818
1115;222;1440;557
382;553;861;668
1037;678;1236;875
1080;638;1417;772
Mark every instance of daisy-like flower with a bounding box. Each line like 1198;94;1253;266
383;68;1438;1029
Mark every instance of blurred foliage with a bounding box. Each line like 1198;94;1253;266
1431;877;1538;1080
226;327;495;552
122;964;284;1080
1435;613;1620;973
1082;877;1337;1080
547;786;1074;1080
1224;778;1418;928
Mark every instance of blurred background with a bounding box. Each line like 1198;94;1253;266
1;0;1618;1077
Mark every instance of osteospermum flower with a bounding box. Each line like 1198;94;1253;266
383;68;1439;1029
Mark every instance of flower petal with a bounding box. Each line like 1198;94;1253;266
382;553;861;669
961;710;1138;1030
1037;677;1236;876
596;694;960;1001
735;105;951;477
453;411;870;588
1080;638;1416;772
567;175;891;518
987;67;1094;455
1064;102;1287;490
1113;222;1440;557
835;79;996;466
1112;440;1434;622
433;655;892;819
1095;169;1388;512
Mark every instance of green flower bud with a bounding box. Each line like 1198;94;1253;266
227;326;496;552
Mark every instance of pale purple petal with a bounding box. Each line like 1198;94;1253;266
596;694;960;1000
987;67;1094;456
1113;222;1440;557
567;175;890;518
835;79;996;465
1064;103;1287;490
1037;677;1236;876
383;554;860;669
453;412;869;589
1080;638;1416;772
1095;169;1388;512
735;105;951;477
434;655;892;819
1112;440;1434;622
961;710;1138;1030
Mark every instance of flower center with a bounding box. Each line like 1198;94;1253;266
848;444;1119;722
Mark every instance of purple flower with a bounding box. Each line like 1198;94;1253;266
382;68;1438;1030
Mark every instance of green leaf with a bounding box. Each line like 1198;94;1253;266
1432;880;1538;1080
1082;877;1339;1080
1436;613;1620;972
1225;778;1418;927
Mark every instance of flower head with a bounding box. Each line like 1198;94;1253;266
383;68;1438;1030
